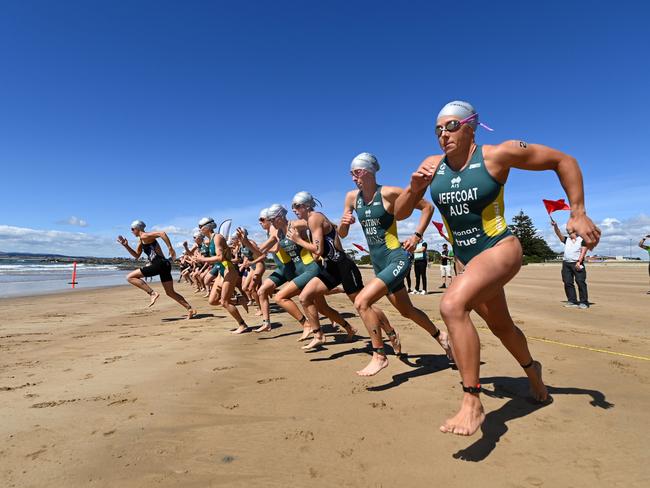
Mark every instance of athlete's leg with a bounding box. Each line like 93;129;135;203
275;281;309;340
299;278;329;349
352;278;392;376
473;288;547;402
220;269;248;334
126;269;160;306
438;237;522;436
385;288;450;354
160;280;196;319
255;278;277;332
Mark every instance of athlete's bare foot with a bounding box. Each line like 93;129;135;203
356;352;389;376
525;360;549;403
254;321;272;333
231;324;249;334
297;326;312;342
202;292;210;298
343;325;357;342
435;329;454;362
440;393;485;436
388;330;402;355
148;291;160;307
186;308;196;320
302;334;325;350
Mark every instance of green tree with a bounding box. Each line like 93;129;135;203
509;210;556;261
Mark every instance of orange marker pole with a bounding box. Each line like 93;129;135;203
70;262;78;288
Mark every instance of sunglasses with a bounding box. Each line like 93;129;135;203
258;218;266;222
435;113;478;137
350;169;368;178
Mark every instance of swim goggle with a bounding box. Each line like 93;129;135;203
435;113;493;137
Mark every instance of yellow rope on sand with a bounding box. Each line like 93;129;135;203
475;326;650;362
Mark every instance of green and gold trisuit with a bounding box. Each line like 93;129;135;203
355;186;410;293
429;145;512;264
268;227;321;290
208;234;236;277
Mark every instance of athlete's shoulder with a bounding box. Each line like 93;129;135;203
380;185;404;198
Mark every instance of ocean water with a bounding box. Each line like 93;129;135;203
0;259;134;298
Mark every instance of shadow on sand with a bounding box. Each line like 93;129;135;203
452;375;614;462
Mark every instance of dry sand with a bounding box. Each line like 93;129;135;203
1;264;649;487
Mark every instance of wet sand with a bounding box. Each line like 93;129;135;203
1;264;648;487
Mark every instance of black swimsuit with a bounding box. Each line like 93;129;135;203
314;223;363;295
140;239;173;282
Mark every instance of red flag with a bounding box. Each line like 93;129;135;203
432;220;448;240
542;198;570;214
352;243;369;253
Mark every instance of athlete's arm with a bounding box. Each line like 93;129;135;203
402;198;433;252
639;236;650;250
157;232;177;261
119;237;143;259
338;191;357;239
304;214;325;257
394;155;442;220
487;141;600;248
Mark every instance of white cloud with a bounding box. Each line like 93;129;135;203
58;216;88;227
0;225;117;257
150;225;192;235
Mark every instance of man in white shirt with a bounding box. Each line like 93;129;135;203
552;220;589;309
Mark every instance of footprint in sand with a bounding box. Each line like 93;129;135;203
337;448;354;458
284;430;315;441
257;377;286;384
369;400;390;410
25;448;47;460
103;356;123;364
0;382;38;391
103;429;116;436
221;403;239;410
213;366;235;371
108;398;137;406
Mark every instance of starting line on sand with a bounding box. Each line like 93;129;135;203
475;327;650;362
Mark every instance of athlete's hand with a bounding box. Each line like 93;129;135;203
402;235;419;253
567;213;601;249
242;258;250;267
169;249;177;261
116;235;128;246
340;210;356;226
410;159;435;192
286;223;298;243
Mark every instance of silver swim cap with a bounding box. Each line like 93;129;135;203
259;208;270;220
292;191;321;209
198;217;214;226
193;231;202;239
131;220;146;230
350;152;380;173
267;203;288;220
437;100;478;129
198;217;216;231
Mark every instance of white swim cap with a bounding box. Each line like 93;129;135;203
131;220;146;230
198;217;216;231
437;100;478;129
259;208;270;220
267;203;288;220
292;191;321;209
350;152;380;173
193;231;202;239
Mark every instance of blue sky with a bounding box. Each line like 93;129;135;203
1;1;649;258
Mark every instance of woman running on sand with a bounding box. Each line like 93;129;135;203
338;153;452;376
117;220;195;319
237;228;264;313
195;217;250;334
289;191;402;357
394;100;600;436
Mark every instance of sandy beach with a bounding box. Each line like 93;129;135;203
1;264;649;487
